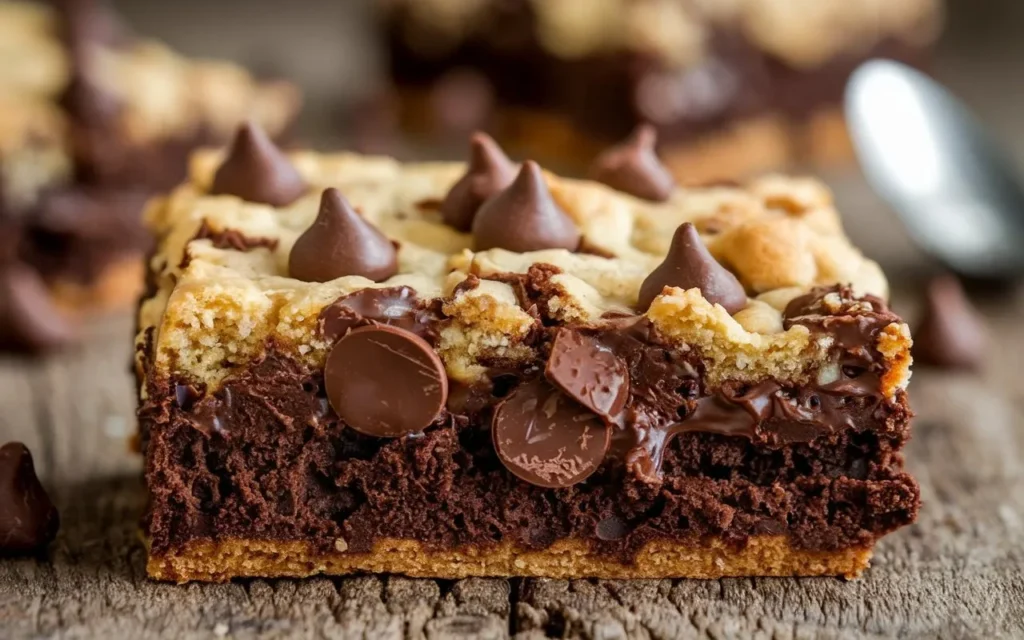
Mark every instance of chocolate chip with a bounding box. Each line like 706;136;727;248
472;161;581;253
289;188;398;283
595;516;629;541
588;124;675;202
325;324;448;438
210;122;307;207
440;132;515;232
0;263;76;353
0;442;60;555
492;380;610;488
545;329;629;421
637;222;747;314
913;275;986;370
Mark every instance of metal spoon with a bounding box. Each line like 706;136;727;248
845;59;1024;278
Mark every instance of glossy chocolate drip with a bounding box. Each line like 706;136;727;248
317;286;443;345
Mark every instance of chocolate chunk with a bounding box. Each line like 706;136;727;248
325;324;448;438
440;132;515;232
588;124;675;202
0;264;76;353
289;188;398;283
545;329;629;421
637;222;747;313
595;516;629;541
492;380;610;488
0;443;60;555
913;275;986;370
210;122;307;207
472;161;581;253
317;286;440;344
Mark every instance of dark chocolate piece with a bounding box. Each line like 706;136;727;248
289;188;398;283
492;380;610;488
472;161;580;253
210;122;307;207
545;328;629;422
912;275;986;370
440;132;516;232
0;264;76;353
595;516;629;541
324;324;448;437
637;222;746;313
317;286;440;344
0;442;60;555
588;124;675;202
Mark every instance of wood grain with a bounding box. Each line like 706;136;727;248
1;288;1023;639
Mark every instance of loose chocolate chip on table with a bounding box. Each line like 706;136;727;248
325;324;448;438
210;122;307;207
0;442;60;555
588;124;676;202
545;328;629;421
440;132;516;232
637;222;747;314
913;275;986;370
0;263;77;353
289;188;398;283
492;379;610;488
472;161;581;253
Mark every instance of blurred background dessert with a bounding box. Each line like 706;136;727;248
0;0;300;352
378;0;942;183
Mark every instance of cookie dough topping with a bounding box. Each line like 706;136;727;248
288;188;398;283
440;132;516;232
637;222;747;313
210;122;307;207
472;160;581;252
588;124;675;202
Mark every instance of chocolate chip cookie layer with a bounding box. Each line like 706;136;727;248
137;140;916;583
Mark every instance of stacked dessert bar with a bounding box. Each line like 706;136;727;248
380;0;942;182
0;0;299;351
136;126;918;583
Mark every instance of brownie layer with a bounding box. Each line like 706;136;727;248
142;281;919;565
142;349;917;562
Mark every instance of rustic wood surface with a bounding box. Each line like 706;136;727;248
1;271;1024;638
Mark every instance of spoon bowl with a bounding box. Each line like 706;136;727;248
845;60;1024;278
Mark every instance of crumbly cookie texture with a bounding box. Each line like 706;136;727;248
384;0;942;68
139;149;909;397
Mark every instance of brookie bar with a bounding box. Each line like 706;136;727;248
380;0;942;183
137;127;918;583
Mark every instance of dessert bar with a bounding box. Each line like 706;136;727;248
0;0;299;351
380;0;942;183
137;126;918;583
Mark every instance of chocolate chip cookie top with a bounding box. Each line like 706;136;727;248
589;125;675;202
289;188;398;283
210;122;307;207
472;160;580;253
637;222;747;314
440;132;516;232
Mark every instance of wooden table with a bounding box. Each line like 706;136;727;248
2;257;1023;638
